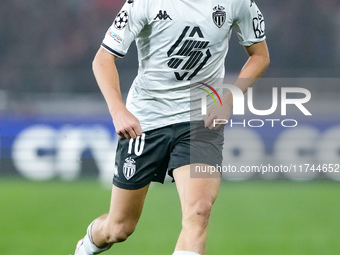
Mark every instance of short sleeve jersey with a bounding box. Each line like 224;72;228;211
102;0;266;132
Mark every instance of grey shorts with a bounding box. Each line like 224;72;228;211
113;121;224;190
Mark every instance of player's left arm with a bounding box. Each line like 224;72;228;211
235;40;270;90
204;0;270;129
204;40;270;129
225;40;270;101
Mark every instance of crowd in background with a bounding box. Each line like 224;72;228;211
0;0;123;94
0;0;339;95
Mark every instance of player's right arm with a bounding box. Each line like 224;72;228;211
92;47;142;139
93;0;147;139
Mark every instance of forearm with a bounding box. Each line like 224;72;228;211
93;47;142;139
92;48;126;116
235;54;270;92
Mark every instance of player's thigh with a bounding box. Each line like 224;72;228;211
106;184;150;225
173;164;221;214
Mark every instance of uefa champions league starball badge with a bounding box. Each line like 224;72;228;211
114;10;129;30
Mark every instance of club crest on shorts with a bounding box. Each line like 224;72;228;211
212;5;226;28
123;157;136;180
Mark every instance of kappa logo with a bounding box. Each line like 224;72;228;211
250;0;255;7
123;157;136;180
114;165;119;177
154;10;172;20
212;5;226;28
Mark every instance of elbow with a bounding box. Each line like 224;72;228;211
262;53;270;69
253;54;270;77
92;50;106;75
92;48;117;74
251;54;270;75
265;55;270;68
260;54;270;73
92;48;106;73
92;53;100;74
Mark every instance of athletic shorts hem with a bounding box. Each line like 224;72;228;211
113;178;154;190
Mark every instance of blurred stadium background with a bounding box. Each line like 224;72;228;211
0;0;340;254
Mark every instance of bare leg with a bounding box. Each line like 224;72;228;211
91;184;150;248
173;164;221;255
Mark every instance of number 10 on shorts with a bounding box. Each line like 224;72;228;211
128;133;146;156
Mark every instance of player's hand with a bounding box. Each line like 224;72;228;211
111;107;142;139
204;102;232;130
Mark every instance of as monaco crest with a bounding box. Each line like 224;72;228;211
123;157;136;180
212;5;226;28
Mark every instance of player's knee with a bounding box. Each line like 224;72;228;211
104;222;136;244
194;199;213;219
184;199;213;226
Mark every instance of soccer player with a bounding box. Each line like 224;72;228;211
74;0;269;254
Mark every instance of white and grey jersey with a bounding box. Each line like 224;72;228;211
102;0;266;131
